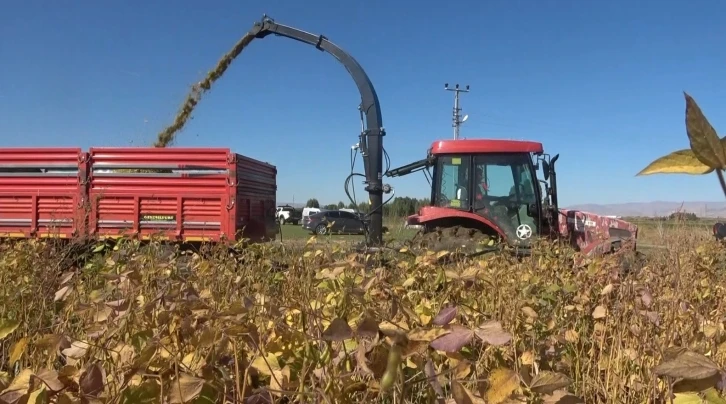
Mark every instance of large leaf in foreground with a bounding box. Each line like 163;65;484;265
637;149;713;176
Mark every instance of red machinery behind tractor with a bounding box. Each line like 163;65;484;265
386;139;639;257
0;147;278;243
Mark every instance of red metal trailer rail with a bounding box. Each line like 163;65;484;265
0;147;277;243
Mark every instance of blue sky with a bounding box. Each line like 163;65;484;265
1;0;725;207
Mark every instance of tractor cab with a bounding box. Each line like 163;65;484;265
386;139;560;247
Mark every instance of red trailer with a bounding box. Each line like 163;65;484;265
0;147;278;243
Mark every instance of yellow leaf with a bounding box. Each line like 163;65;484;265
521;307;538;319
402;277;416;288
520;351;534;366
600;284;614;296
565;329;579;343
2;369;33;399
485;368;520;404
251;353;280;377
181;352;206;374
8;337;28;364
592;305;607;319
684;92;726;169
637;149;713;176
453;360;472;380
407;328;451;342
27;385;48;404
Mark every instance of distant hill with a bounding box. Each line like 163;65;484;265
564;201;726;218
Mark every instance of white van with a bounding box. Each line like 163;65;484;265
301;207;322;225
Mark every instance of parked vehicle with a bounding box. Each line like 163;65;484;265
0;147;278;243
301;207;322;225
276;205;301;225
303;210;367;235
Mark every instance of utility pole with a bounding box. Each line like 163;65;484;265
445;83;470;139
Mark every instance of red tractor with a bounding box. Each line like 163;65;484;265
386;139;639;257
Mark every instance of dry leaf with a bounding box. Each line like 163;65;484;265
432;306;458;326
637;149;713;176
408;327;451;342
54;286;71;302
79;362;105;397
684;92;726;169
592;306;607;319
521;307;538;319
8;337;28;364
653;349;720;380
474;320;512;346
485;368;520;404
424;359;444;397
356;317;379;339
430;325;474;353
529;371;571;395
452;380;486;404
168;374;205;403
600;284;614;295
322;318;354;341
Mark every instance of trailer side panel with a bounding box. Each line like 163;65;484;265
0;148;86;238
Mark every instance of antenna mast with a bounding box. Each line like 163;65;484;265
444;83;470;139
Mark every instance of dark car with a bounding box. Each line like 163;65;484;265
303;210;368;235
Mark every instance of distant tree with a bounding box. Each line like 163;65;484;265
337;201;345;209
668;211;698;221
323;204;338;210
347;202;357;209
306;198;320;208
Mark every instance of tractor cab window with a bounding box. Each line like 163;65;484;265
473;153;539;243
434;155;471;210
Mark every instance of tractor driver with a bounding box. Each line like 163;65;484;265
472;165;532;237
474;166;489;205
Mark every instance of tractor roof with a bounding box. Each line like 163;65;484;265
430;139;544;155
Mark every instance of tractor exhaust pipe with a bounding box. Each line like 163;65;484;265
549;154;559;211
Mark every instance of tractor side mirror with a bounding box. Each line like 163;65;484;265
527;203;539;218
542;160;550;181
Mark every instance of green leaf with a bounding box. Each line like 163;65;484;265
684;92;726;169
637;149;714;176
0;318;20;340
